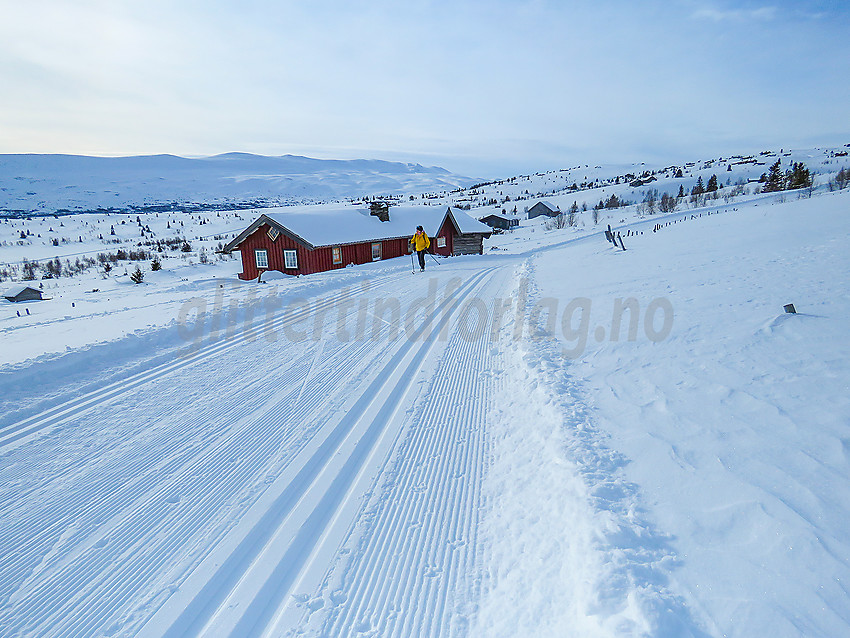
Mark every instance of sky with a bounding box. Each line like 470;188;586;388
0;0;848;177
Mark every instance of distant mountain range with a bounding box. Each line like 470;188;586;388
0;153;477;215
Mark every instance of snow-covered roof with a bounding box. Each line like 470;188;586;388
3;284;40;298
226;204;490;251
447;207;493;234
533;200;560;212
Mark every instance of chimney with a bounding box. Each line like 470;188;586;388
370;201;390;222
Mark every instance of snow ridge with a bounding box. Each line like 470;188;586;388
472;260;708;637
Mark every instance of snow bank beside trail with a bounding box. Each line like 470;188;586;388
531;189;850;636
473;266;705;637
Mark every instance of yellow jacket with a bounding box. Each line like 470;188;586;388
411;231;430;251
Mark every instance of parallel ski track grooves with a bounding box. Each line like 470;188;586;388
230;269;500;638
0;273;423;637
315;271;502;637
147;267;497;638
0;325;392;637
0;277;397;592
0;273;396;449
0;309;382;584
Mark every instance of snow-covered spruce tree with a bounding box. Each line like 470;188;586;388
151;255;162;271
707;174;719;192
130;266;144;284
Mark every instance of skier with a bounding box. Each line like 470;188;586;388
410;225;430;272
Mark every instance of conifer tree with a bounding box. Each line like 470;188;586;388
763;159;785;192
691;176;705;196
786;162;812;190
604;194;620;209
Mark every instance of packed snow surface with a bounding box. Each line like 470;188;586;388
1;155;849;637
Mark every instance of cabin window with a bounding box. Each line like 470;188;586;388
332;246;342;265
283;249;298;269
255;249;268;269
437;236;447;248
371;242;382;261
267;227;280;241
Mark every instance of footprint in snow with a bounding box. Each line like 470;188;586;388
424;565;443;578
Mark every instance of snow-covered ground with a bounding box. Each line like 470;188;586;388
1;150;850;637
506;189;850;637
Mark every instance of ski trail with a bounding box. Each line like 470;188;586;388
139;266;498;638
0;262;518;638
0;273;397;449
285;267;510;637
0;271;433;638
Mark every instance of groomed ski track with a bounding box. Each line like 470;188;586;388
0;259;514;637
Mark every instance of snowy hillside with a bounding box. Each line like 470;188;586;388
0;153;476;215
419;144;850;222
1;144;850;637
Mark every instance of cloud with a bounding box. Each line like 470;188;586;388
0;1;848;177
692;4;777;22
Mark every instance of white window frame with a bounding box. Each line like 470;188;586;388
283;249;298;269
267;227;280;241
437;236;447;248
255;249;268;269
332;246;342;265
371;242;382;261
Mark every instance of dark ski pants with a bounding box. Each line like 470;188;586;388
417;250;426;270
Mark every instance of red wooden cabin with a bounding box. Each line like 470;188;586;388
223;205;491;280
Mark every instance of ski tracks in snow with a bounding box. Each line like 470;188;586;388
1;255;711;637
0;263;509;638
284;268;510;637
